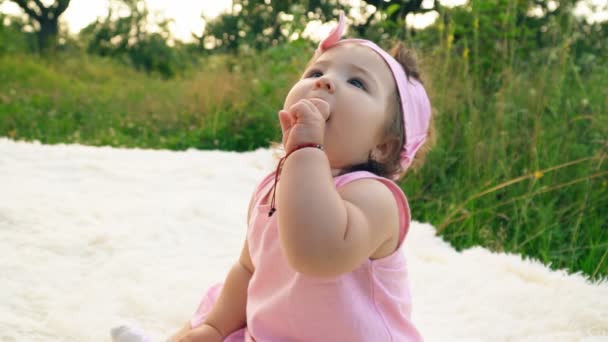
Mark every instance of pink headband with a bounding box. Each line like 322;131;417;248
316;11;431;177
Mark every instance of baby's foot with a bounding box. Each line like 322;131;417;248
110;325;153;342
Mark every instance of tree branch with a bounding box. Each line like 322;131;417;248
10;0;41;21
53;0;70;16
31;0;46;13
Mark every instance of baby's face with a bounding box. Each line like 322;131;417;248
284;43;396;173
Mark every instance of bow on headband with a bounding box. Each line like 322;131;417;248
316;11;431;178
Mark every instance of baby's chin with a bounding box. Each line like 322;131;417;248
330;168;344;177
325;152;345;176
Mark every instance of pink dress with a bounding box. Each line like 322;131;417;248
191;171;422;341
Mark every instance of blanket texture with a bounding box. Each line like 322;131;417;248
1;138;606;341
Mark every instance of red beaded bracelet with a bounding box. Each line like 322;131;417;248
286;143;323;157
268;143;323;217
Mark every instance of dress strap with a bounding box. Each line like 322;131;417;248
252;171;277;206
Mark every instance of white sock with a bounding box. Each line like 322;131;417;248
110;325;154;342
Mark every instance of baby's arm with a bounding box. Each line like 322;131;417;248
276;149;399;278
202;239;254;338
173;195;256;342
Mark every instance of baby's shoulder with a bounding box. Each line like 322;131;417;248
338;176;403;259
337;177;400;218
336;171;401;198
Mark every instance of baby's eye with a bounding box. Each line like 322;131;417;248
306;70;323;78
348;78;366;90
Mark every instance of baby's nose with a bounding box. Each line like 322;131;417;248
314;76;335;94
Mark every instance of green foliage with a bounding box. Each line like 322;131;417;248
0;12;37;53
400;0;608;280
406;48;608;280
167;40;314;150
0;40;312;151
8;0;71;52
200;0;432;53
414;0;608;90
80;0;194;78
201;0;343;53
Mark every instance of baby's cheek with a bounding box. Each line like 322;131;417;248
283;81;308;110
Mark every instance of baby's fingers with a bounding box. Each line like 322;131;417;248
308;98;330;121
289;100;323;123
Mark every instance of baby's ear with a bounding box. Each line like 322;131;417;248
372;137;401;164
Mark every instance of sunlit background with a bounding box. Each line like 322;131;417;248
2;0;606;42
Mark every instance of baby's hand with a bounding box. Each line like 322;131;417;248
172;323;223;342
278;98;330;154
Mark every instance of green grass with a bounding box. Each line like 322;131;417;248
404;26;608;281
1;39;606;281
1;53;235;149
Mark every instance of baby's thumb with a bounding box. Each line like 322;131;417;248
278;110;293;134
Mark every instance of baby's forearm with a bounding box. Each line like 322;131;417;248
276;148;348;273
203;261;252;338
180;323;224;342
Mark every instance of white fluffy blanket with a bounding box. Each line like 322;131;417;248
1;138;606;342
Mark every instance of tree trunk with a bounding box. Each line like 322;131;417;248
10;0;71;53
38;17;59;52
